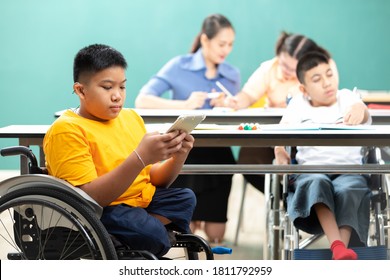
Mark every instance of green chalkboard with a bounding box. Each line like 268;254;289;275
1;0;389;169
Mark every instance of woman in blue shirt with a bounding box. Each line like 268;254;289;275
136;14;240;244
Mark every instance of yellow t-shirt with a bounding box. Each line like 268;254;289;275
43;108;156;208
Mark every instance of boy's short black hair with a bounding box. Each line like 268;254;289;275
73;44;127;83
296;51;330;84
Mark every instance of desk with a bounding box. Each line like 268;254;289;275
135;108;390;125
135;108;285;125
0;125;48;174
55;108;390;125
2;124;390;260
2;124;390;175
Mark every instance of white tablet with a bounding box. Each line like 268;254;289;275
166;114;206;133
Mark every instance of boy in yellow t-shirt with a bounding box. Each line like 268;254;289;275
43;44;196;258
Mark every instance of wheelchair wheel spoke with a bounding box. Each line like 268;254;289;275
0;209;21;253
0;184;117;260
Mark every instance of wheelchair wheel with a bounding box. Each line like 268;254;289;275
0;186;117;260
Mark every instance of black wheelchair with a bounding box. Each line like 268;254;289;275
0;146;214;260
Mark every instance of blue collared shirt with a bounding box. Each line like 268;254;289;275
139;48;240;109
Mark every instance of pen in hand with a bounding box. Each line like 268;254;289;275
334;116;344;124
216;81;234;98
352;86;359;98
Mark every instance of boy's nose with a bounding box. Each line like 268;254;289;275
323;76;332;87
112;91;122;101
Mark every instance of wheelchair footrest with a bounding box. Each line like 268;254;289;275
293;245;388;260
175;233;214;260
116;248;159;260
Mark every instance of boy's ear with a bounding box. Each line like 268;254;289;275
299;84;312;101
73;82;85;97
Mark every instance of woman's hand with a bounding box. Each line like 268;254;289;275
209;91;226;107
210;94;238;108
184;91;208;109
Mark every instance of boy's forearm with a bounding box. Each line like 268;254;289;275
150;158;185;188
356;101;370;124
363;107;370;124
79;152;146;206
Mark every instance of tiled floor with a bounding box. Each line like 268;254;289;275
190;174;265;260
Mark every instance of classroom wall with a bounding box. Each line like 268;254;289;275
1;0;389;169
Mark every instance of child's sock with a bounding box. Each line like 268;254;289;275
330;240;357;260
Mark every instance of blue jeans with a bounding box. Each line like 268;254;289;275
101;187;196;257
287;174;371;245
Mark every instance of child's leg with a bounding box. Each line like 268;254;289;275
147;187;196;233
314;203;343;243
101;205;172;257
314;203;357;260
333;174;371;246
150;213;171;225
339;226;353;245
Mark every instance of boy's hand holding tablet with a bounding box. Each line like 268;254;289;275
166;114;206;133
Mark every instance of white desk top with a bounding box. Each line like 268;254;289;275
2;124;390;175
133;108;390;126
0;125;49;137
2;124;390;147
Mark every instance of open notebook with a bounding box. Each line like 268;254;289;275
258;124;375;131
